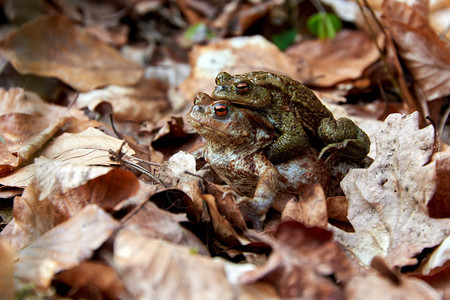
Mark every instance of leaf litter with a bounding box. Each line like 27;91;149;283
0;0;448;298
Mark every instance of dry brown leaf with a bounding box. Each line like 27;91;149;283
76;84;168;123
0;15;143;92
15;205;119;289
0;127;134;188
0;239;15;300
286;29;380;87
240;221;357;299
417;235;450;276
281;184;328;228
6;157;141;250
55;261;130;299
176;35;310;107
333;112;450;267
113;228;237;299
0;88;76;175
123;201;209;254
382;0;450;100
345;272;441;300
428;149;450;218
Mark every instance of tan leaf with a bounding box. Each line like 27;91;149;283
428;149;450;218
333;112;450;267
15;205;120;289
382;0;450;100
76;84;168;123
345;272;441;300
176;35;310;106
0;127;134;188
417;235;450;275
113;228;236;299
281;184;328;228
286;29;380;87
0;239;15;300
9;159;140;250
240;221;358;299
123;201;209;255
0;15;143;92
55;261;130;299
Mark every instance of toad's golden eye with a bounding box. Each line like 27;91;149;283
214;103;228;116
236;82;249;94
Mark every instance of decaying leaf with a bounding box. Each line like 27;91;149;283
281;184;328;228
286;29;380;87
123;201;208;254
417;235;450;276
15;205;119;289
0;127;134;188
0;239;14;300
0;88;81;175
113;228;236;299
345;271;441;300
333;112;450;267
54;261;130;299
0;15;143;91
382;0;450;100
240;221;357;299
76;84;168;123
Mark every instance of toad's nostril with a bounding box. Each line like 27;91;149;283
194;105;204;113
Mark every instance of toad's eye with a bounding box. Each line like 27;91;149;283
236;82;249;94
214;103;228;116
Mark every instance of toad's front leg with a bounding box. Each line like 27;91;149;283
237;152;281;229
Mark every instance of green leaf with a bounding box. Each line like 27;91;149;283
307;12;342;39
271;29;297;51
0;134;5;145
184;22;215;41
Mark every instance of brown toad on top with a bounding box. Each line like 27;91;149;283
187;92;329;228
212;71;370;164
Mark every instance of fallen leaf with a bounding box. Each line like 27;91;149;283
15;205;120;289
113;228;237;299
240;221;358;299
0;15;143;91
428;149;450;218
76;84;168;123
8;159;141;250
0;127;135;188
345;272;441;300
0;239;14;300
54;261;130;299
281;184;328;228
286;29;380;87
417;235;450;276
382;0;450;100
123;201;209;254
333;112;450;267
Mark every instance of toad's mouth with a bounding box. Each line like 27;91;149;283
188;119;232;138
213;96;259;108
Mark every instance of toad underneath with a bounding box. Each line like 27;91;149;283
187;92;338;228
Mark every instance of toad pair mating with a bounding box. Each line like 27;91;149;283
187;71;370;229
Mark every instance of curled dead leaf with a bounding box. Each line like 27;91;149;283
15;205;120;289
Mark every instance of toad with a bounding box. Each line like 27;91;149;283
212;71;370;164
187;92;331;228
